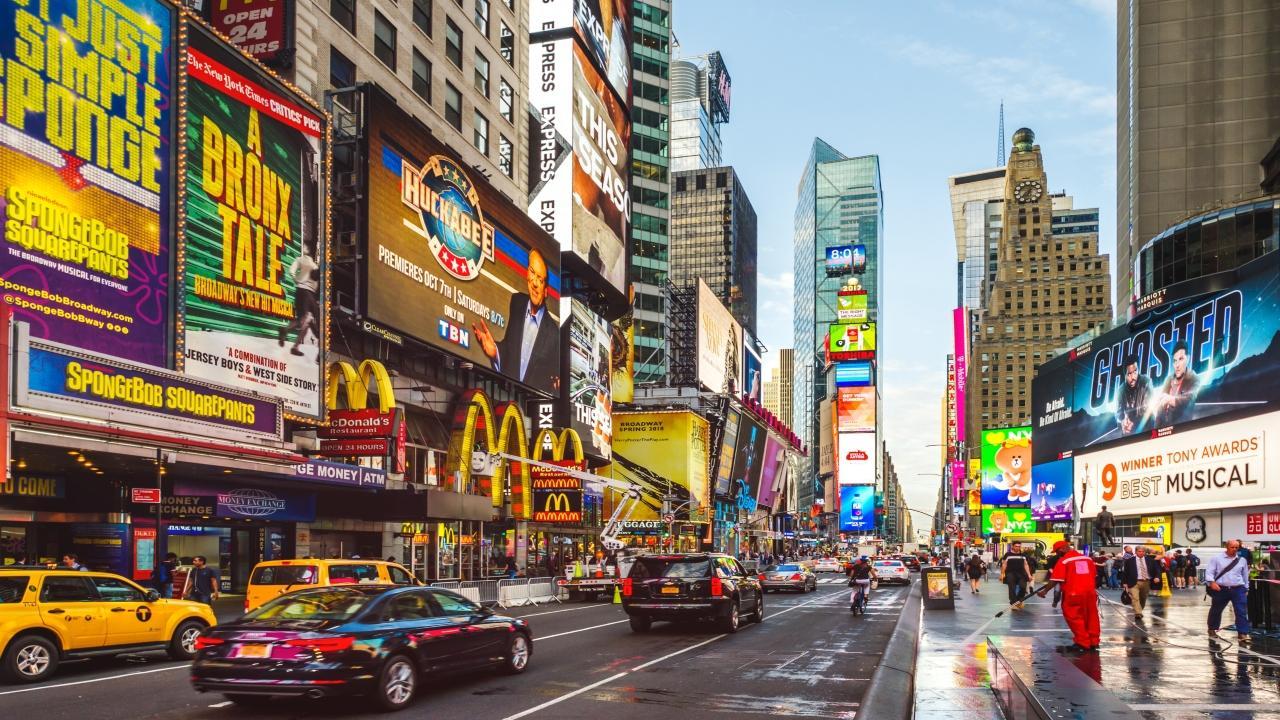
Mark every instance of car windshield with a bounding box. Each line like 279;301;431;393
0;576;28;603
631;558;710;579
245;589;372;621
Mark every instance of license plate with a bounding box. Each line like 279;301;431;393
660;586;680;595
234;643;271;659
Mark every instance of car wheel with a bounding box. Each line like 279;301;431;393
629;615;652;633
752;594;765;624
718;602;740;634
2;634;58;683
500;633;531;675
168;620;206;660
223;694;274;707
374;655;417;712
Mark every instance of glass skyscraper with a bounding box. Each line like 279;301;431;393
793;139;883;510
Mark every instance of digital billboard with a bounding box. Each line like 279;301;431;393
529;0;631;105
706;51;731;123
834;361;873;387
840;485;875;533
836;292;868;321
1032;254;1280;465
825;246;853;277
566;300;612;458
730;416;767;502
980;427;1032;506
981;506;1035;535
712;407;741;496
366;90;561;396
827;322;876;361
206;0;293;67
851;244;867;274
757;434;784;508
526;37;629;293
531;462;583;523
696;280;743;394
609;288;634;403
610;411;710;520
182;28;326;418
837;432;876;485
1031;458;1073;521
743;337;762;402
836;386;875;433
0;0;176;367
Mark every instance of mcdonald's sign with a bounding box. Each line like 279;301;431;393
531;461;583;523
320;360;406;472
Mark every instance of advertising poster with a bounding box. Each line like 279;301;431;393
827;322;876;361
182;30;326;418
837;432;876;485
1074;408;1279;518
818;399;834;476
825;246;853;276
697;280;743;394
713;407;741;496
836;386;876;433
1032;254;1280;465
836;292;868;321
706;51;731;123
980;427;1032;506
840;485;875;532
367;91;562;396
851;244;867;274
609;289;634;403
743;338;763;401
1030;458;1073;521
952;307;967;448
834;361;873;387
0;0;175;367
981;507;1035;535
730;416;768;503
206;0;292;67
530;462;584;523
566;300;612;458
757;434;784;508
529;0;631;105
609;411;710;520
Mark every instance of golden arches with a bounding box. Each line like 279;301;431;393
493;402;531;517
532;428;585;464
325;360;395;412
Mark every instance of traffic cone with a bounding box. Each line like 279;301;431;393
1160;578;1172;598
613;585;622;604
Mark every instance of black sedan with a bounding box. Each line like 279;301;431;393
190;585;531;711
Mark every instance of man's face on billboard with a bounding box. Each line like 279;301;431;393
1173;348;1188;378
527;251;547;310
1126;363;1138;387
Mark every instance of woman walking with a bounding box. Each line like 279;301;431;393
966;553;986;594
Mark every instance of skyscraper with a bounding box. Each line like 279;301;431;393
948;168;1006;312
669;52;731;172
670;167;758;335
1116;0;1280;311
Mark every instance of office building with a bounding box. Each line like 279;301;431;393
763;348;794;423
1116;0;1280;310
949;168;1007;312
671;167;758;334
670;52;731;172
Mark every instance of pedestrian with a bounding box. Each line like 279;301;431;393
1096;506;1115;546
1121;545;1162;620
966;552;985;594
1044;550;1063;608
1121;545;1134;560
1000;541;1035;610
386;555;398;564
1107;553;1121;589
1093;551;1107;589
504;556;518;579
1206;539;1252;643
1037;540;1100;653
61;553;86;571
1185;549;1200;588
1173;550;1186;589
155;552;178;598
1237;541;1253;567
182;555;220;605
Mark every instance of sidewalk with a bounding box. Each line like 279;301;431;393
915;575;1280;719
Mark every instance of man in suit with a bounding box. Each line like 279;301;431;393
474;249;558;389
1121;545;1163;620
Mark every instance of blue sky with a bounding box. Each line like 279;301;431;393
673;0;1117;525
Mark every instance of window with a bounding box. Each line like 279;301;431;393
429;589;479;615
384;591;435;621
474;0;490;35
498;79;513;122
473;111;488;154
40;576;97;602
329;48;356;88
412;50;432;100
388;566;415;585
498;135;513;176
445;19;463;67
0;576;28;603
413;0;432;35
251;565;319;585
328;564;382;584
474;50;489;95
499;21;514;64
374;11;397;70
695;174;706;190
92;577;146;602
330;0;355;33
445;82;462;128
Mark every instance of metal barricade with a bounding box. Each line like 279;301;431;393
498;578;531;607
431;580;461;590
525;577;562;606
455;579;500;606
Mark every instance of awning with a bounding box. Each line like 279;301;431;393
317;487;493;523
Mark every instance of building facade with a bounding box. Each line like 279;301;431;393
670;167;759;335
763;348;795;422
948;168;1007;312
1116;0;1280;311
669;53;730;173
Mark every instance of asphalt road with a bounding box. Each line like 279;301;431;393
0;578;910;720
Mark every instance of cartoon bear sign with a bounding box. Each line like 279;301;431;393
989;439;1032;503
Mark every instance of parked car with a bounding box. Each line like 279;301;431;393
759;564;817;593
621;553;764;633
245;559;419;613
873;560;911;585
190;585;530;711
812;557;843;573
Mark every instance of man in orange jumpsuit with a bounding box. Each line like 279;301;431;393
1038;540;1100;653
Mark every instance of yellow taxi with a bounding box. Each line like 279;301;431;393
0;567;217;683
244;559;419;612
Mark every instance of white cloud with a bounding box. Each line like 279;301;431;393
759;270;794;292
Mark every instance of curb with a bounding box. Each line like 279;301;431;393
860;581;922;720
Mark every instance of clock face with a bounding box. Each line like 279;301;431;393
1014;179;1043;203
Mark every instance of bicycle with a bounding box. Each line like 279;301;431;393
849;580;870;615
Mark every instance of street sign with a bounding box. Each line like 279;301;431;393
662;513;675;524
945;522;958;534
132;488;161;504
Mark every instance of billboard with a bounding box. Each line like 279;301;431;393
0;0;176;367
182;29;326;418
952;308;967;448
529;0;631;105
706;51;731;124
566;300;612;458
840;485;875;532
851;244;867;274
696;280;743;394
743;337;762;402
834;361;873;387
609;289;634;403
610;411;710;520
730;416;768;502
825;246;853;277
827;322;876;361
1032;254;1280;465
366;90;562;396
206;0;293;67
980;427;1032;506
713;407;741;496
1074;408;1280;518
981;506;1036;535
531;462;583;523
818;399;834;476
836;292;868;321
836;386;876;433
757;434;784;508
1031;458;1073;521
526;37;629;293
837;432;876;485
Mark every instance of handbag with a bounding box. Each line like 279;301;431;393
1205;556;1242;599
1120;587;1132;606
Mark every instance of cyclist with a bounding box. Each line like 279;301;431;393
847;556;877;611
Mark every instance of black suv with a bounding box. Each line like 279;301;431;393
620;553;764;633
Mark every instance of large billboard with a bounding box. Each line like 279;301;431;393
952;307;967;447
743;336;762;402
980;426;1032;506
834;361;873;387
1032;254;1280;465
529;0;631;105
705;51;730;124
610;411;710;520
981;506;1036;535
840;485;875;532
566;300;612;458
366;90;561;396
206;0;293;68
835;292;868;321
1031;458;1073;521
730;415;768;502
1075;408;1280;518
696;280;742;394
757;434;784;508
609;288;634;403
0;0;176;367
828;322;876;361
182;28;326;418
837;432;876;485
836;386;876;433
712;407;741;496
825;246;853;277
526;37;629;293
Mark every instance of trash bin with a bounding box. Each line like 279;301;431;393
922;565;956;610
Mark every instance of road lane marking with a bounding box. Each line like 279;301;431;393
515;604;614;618
0;664;189;696
534;619;630;641
207;701;233;708
497;672;630;720
630;634;726;671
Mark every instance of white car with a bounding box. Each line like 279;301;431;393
813;557;843;573
873;560;910;585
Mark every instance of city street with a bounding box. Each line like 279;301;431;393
0;582;908;720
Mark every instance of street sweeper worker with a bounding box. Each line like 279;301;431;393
1037;539;1100;653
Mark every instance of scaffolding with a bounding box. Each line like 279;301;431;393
664;281;698;387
